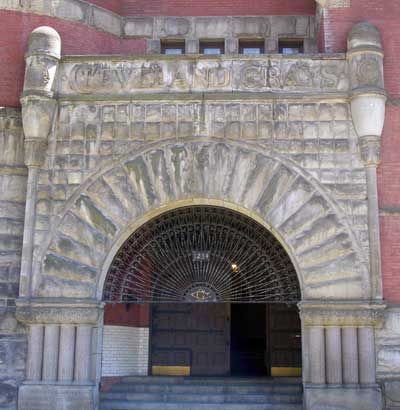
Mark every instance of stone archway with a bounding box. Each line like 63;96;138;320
18;137;385;410
34;137;369;302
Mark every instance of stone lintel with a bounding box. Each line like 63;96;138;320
15;298;103;325
299;300;387;328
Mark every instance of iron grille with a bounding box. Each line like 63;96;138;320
104;206;300;303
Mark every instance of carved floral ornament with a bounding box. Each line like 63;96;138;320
59;58;350;95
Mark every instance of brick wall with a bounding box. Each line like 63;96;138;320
102;326;149;376
119;0;315;16
104;304;150;327
0;10;146;107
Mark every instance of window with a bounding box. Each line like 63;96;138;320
161;40;185;55
278;39;304;55
200;41;225;55
239;39;264;55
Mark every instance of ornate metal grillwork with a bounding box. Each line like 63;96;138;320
104;206;300;303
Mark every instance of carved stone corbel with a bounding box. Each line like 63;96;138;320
348;22;386;300
19;27;61;297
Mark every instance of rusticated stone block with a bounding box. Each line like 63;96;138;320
194;17;230;38
53;0;85;22
232;17;270;37
124;17;153;38
157;17;191;37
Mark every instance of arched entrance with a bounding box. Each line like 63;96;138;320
102;205;302;379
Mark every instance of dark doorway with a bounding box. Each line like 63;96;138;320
231;303;268;376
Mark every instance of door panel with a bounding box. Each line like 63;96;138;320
151;303;230;376
268;304;302;376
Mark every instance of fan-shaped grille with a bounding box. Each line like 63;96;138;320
104;206;300;303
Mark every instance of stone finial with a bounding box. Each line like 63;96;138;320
348;22;382;52
348;22;386;167
27;26;61;59
21;27;61;167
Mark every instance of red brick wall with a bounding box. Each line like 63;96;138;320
0;10;146;107
380;216;400;302
320;0;400;303
119;0;315;16
104;303;150;327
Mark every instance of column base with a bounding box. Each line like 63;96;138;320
304;384;383;410
18;383;95;410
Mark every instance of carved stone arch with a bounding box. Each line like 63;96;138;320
35;137;370;300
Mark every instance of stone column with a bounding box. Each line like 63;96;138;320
42;325;60;381
342;327;359;384
309;327;326;384
325;327;342;384
26;324;44;381
300;301;385;410
19;26;60;297
75;326;93;382
58;325;76;381
348;22;386;300
16;299;102;410
358;327;376;384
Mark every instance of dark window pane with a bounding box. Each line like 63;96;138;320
239;40;265;55
161;41;185;54
279;40;304;54
200;41;224;55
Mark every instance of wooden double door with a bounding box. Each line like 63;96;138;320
151;303;301;376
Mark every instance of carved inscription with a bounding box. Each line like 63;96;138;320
61;58;349;95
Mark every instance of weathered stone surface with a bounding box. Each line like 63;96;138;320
304;386;382;410
232;17;270;37
124;17;153;38
31;139;369;300
156;17;192;37
91;6;121;37
18;384;94;410
384;381;400;407
52;0;85;22
15;299;101;325
59;56;349;95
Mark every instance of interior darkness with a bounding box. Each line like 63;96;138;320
231;303;268;376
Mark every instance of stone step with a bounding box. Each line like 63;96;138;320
110;383;302;395
101;391;303;404
100;400;303;410
120;376;301;385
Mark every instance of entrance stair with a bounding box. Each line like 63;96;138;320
100;376;303;410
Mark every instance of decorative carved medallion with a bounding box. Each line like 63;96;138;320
356;58;381;86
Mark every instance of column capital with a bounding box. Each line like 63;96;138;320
359;135;381;167
299;300;386;328
15;298;103;325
